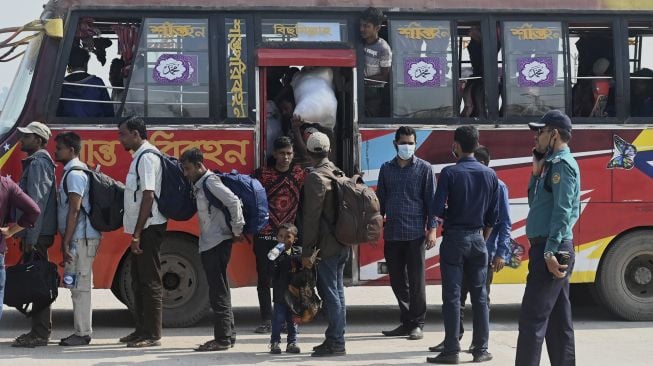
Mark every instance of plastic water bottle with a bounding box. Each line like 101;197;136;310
267;243;286;261
62;243;77;289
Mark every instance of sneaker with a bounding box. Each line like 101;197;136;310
270;342;282;354
194;339;230;352
311;343;346;357
119;331;143;344
127;338;161;348
15;332;35;343
59;334;91;346
286;342;301;354
254;321;271;334
12;333;48;348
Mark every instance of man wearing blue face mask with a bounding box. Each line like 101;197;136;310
376;126;437;341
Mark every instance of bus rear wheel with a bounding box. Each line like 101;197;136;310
596;230;653;321
116;232;210;327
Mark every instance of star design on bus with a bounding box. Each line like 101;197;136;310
3;143;9;151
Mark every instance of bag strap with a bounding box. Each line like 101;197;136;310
134;149;160;205
202;174;233;230
62;166;91;219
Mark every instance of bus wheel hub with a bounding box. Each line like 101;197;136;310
633;266;652;286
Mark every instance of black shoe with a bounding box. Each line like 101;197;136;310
270;342;282;354
119;332;143;344
311;344;346;357
12;333;48;348
254;321;271;334
194;339;230;352
426;353;460;364
59;334;91;346
286;342;301;354
381;324;410;337
472;351;493;363
127;338;161;348
408;327;423;340
429;340;445;353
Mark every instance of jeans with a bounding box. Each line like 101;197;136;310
384;237;427;329
271;302;298;344
201;240;235;341
130;223;166;339
440;229;489;354
459;264;494;336
253;237;277;322
0;253;5;321
516;239;576;366
316;246;349;348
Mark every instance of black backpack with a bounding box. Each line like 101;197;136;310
135;149;197;221
4;252;60;317
63;167;125;232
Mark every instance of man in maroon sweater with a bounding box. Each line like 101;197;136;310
1;175;41;321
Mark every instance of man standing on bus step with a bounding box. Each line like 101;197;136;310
12;121;57;348
180;148;244;351
301;132;348;357
377;126;437;341
252;136;305;334
1;176;41;322
428;126;499;364
516;110;579;366
429;145;511;354
54;132;102;346
360;7;392;117
117;116;167;348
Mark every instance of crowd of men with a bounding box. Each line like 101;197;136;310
0;108;580;365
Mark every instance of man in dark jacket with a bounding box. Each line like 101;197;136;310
301;131;349;357
12;121;57;347
57;46;114;118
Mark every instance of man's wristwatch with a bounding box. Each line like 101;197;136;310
544;251;554;260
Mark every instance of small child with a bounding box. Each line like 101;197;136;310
269;223;302;354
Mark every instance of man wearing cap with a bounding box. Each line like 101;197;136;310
12;121;58;348
516;110;580;366
300;131;348;357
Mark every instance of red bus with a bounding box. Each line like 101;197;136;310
1;0;652;326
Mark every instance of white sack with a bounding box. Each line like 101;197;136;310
265;100;283;156
291;67;337;129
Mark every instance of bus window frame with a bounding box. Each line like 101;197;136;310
622;16;653;124
564;17;624;125
46;10;257;126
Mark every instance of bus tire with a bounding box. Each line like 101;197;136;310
117;232;210;327
596;230;653;321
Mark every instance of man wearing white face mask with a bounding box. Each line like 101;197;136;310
377;126;437;341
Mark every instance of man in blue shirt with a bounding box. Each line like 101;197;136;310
376;126;437;341
429;145;511;354
428;126;499;364
516;110;579;366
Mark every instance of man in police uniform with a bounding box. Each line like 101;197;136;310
516;110;580;366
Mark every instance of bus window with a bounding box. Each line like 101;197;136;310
123;18;210;118
569;22;615;118
458;22;485;118
502;21;565;116
361;8;392;118
389;19;453;119
628;21;653;118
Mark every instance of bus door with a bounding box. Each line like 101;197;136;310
255;48;358;175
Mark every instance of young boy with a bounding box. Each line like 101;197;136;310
269;223;302;354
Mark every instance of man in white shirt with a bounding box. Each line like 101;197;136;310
180;148;244;352
54;132;102;346
117;116;167;348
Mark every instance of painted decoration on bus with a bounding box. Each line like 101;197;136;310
357;127;653;285
518;56;554;87
261;19;347;43
396;22;450;40
404;57;443;87
607;135;637;170
153;54;198;84
226;18;248;118
509;23;561;41
148;21;206;39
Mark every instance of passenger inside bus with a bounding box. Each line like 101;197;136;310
571;31;616;117
57;46;114;118
109;57;125;114
630;68;653;117
461;25;485;118
361;7;392;117
572;58;614;117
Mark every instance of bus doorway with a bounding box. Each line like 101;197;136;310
256;49;357;176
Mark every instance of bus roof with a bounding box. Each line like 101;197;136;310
47;0;653;13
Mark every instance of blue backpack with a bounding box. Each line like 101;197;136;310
135;149;197;221
202;170;269;234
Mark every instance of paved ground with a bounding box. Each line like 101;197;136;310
1;285;651;365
